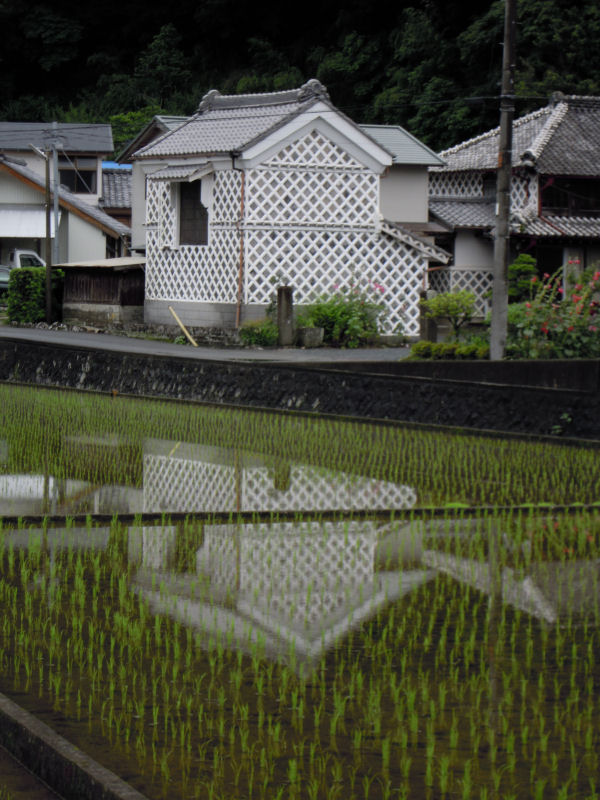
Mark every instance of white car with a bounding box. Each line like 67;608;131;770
0;265;10;294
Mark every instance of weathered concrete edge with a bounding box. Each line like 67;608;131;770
0;692;149;800
1;338;599;439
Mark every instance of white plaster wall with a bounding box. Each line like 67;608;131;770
454;230;493;268
67;213;107;261
0;172;42;203
130;161;148;250
379;166;429;223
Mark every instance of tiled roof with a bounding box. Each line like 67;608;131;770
434;95;600;176
0;122;113;154
117;115;188;162
515;215;600;238
431;196;600;239
430;199;496;229
0;156;129;237
359;125;444;166
381;219;451;263
101;168;131;209
135;80;332;159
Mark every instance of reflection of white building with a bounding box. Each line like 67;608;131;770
423;550;600;626
131;519;433;668
142;440;417;513
0;473;140;516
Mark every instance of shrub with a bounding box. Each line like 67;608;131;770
298;283;389;348
409;340;433;359
506;267;600;359
7;267;63;324
410;337;489;360
239;318;278;347
508;253;537;302
420;290;476;340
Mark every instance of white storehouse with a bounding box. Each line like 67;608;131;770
131;80;449;337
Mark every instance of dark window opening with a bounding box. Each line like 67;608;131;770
58;156;97;194
179;182;208;245
541;176;600;217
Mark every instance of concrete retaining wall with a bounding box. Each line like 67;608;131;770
0;339;598;439
0;693;148;800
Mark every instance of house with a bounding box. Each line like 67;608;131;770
429;93;600;312
0;122;130;265
130;80;449;337
100;162;132;228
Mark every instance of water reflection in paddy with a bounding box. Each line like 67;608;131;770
0;387;599;798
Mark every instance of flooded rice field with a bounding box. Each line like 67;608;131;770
0;385;598;799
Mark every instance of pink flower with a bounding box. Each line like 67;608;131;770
590;325;598;332
525;302;532;308
543;273;550;279
593;271;600;281
531;276;538;283
557;287;564;294
572;294;581;303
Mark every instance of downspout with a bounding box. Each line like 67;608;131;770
231;153;245;328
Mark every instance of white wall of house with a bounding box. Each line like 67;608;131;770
130;160;158;251
66;213;107;261
454;230;493;269
379;165;429;223
0;172;41;203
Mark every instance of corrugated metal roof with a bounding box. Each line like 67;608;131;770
360;124;444;166
56;257;145;268
0;122;113;154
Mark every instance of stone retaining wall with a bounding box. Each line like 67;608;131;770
1;339;598;439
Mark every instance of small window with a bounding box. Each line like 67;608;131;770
59;156;97;194
179;181;208;245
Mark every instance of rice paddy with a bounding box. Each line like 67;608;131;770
0;384;598;799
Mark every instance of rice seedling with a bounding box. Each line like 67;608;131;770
0;385;598;798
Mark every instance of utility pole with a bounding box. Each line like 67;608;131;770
43;146;52;324
490;0;517;360
52;121;60;265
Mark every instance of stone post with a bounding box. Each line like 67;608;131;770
277;285;294;346
419;289;437;342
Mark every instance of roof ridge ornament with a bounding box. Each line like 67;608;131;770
297;79;330;103
198;89;222;113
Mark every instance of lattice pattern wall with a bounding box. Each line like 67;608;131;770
200;521;378;634
429;267;493;315
429;171;483;198
511;172;538;214
245;170;378;227
264;130;367;170
245;229;425;336
143;454;417;513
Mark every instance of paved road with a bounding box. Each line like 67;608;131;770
0;325;411;364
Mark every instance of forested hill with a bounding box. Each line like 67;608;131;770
2;0;600;155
